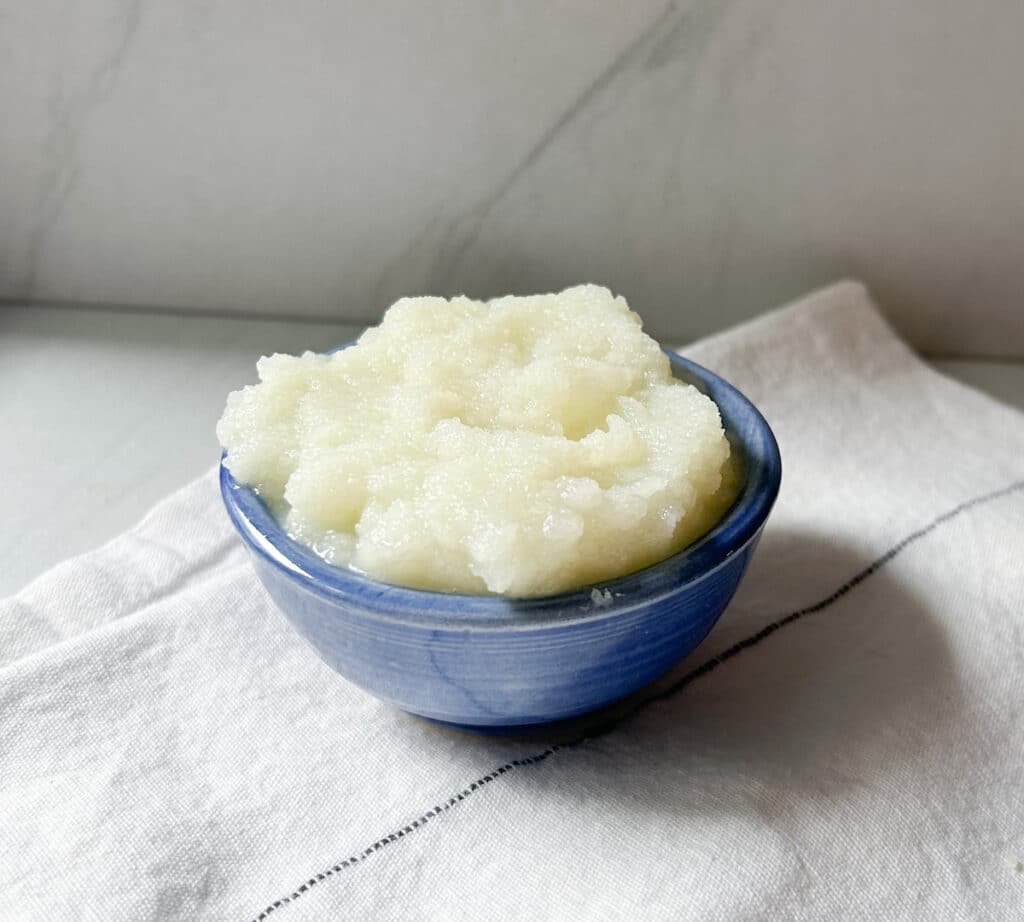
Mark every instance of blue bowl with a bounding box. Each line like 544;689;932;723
220;350;781;732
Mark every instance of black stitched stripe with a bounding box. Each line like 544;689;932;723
247;478;1023;922
250;748;561;921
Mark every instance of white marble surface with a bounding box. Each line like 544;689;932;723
2;303;1022;599
2;2;1023;355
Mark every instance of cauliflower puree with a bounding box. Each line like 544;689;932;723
217;285;738;596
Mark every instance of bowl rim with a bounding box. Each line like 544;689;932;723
220;347;781;628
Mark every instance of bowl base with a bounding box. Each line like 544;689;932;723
415;713;571;737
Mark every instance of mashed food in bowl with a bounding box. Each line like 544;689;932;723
217;285;738;596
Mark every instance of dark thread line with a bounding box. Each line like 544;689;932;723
250;748;561;921
248;478;1023;922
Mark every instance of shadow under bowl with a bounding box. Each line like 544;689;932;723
220;350;781;732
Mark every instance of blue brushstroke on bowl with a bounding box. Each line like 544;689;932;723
220;348;781;732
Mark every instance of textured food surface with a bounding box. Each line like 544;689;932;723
217;285;735;595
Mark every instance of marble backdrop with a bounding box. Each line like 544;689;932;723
2;0;1023;354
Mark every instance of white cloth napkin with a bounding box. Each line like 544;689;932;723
3;282;1023;922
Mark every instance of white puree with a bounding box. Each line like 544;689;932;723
218;285;737;596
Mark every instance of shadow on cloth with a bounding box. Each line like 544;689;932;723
411;526;957;811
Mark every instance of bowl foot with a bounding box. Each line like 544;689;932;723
414;714;570;737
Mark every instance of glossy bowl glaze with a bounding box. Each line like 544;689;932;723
220;350;781;731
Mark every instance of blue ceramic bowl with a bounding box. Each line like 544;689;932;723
220;350;781;732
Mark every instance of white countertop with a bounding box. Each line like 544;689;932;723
3;303;1022;598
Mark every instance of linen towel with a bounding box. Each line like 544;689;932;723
2;282;1023;921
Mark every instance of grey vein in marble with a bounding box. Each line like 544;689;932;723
376;0;769;304
376;1;685;303
434;2;682;292
23;0;144;295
